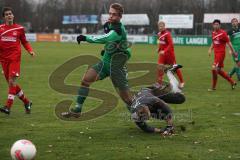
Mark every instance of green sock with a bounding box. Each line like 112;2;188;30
229;67;237;77
236;67;240;80
74;87;89;112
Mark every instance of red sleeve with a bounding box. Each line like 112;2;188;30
164;32;174;53
20;28;33;53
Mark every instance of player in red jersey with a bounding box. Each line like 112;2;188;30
0;7;36;115
208;19;236;91
157;21;184;88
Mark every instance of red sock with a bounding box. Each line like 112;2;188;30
218;70;235;85
212;70;218;89
5;86;16;109
176;69;184;83
16;85;29;105
157;69;164;84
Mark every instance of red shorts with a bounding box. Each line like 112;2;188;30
213;53;225;68
1;61;21;81
158;54;176;65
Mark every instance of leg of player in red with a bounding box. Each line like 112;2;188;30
211;67;218;90
0;62;32;115
209;61;236;91
218;68;236;88
157;56;165;85
208;55;236;91
157;56;184;88
175;66;184;88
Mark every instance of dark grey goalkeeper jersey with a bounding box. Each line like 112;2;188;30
130;88;172;133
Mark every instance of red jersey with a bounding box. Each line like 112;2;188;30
157;30;174;56
0;23;32;62
212;29;229;54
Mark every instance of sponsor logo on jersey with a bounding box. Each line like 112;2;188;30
13;31;17;36
213;40;220;44
160;40;166;44
1;36;17;42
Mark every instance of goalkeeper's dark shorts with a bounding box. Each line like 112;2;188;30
91;52;129;91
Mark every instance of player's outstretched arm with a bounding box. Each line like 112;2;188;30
86;30;121;44
77;30;121;44
135;121;158;133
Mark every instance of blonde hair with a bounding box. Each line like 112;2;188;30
158;21;165;26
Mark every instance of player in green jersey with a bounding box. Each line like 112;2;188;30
62;3;132;117
228;18;240;80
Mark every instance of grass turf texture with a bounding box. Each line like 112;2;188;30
0;42;239;160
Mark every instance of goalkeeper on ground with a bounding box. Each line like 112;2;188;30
130;64;185;135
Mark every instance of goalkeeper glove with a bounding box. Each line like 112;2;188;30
77;35;86;44
160;125;174;136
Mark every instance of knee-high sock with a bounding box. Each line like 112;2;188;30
212;70;218;89
218;70;235;85
5;86;16;109
176;69;184;83
157;69;164;84
15;85;29;105
236;67;240;79
166;71;181;93
229;67;237;77
76;86;89;112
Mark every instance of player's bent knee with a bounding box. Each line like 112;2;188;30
212;65;220;71
8;77;17;87
81;80;91;87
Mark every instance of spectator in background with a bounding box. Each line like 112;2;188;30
81;27;87;34
44;26;50;33
75;25;81;34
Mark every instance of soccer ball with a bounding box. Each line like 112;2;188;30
10;139;37;160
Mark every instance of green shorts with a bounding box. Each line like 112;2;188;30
91;52;129;90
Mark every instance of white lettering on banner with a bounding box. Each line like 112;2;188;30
60;34;148;43
159;14;194;29
60;34;78;42
186;38;208;45
26;33;37;42
173;37;184;44
127;35;148;43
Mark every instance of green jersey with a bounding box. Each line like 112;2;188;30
228;27;240;50
85;22;131;64
228;27;240;61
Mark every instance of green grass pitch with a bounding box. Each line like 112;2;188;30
0;42;239;160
